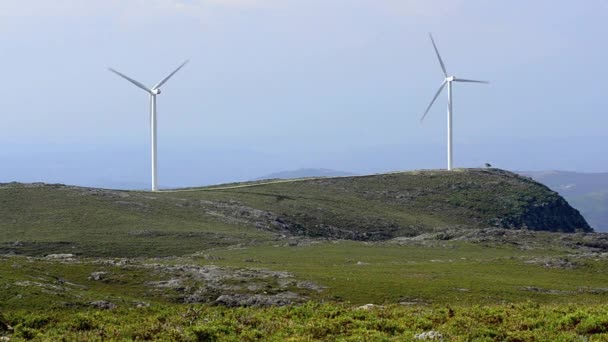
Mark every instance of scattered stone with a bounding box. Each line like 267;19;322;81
202;254;223;261
88;272;109;281
521;286;572;295
524;257;577;269
246;283;264;292
296;281;326;292
214;292;299;307
46;254;75;260
135;301;150;308
97;259;130;266
147;279;183;290
89;300;116;310
414;330;443;340
356;261;369;265
14;280;63;291
357;304;381;310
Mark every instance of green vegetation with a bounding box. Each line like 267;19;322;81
0;169;603;340
0;183;271;257
206;240;608;306
4;302;608;341
0;169;590;257
4;237;608;310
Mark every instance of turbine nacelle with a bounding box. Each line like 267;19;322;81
151;88;161;95
445;76;455;82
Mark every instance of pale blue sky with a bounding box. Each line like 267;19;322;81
1;0;607;187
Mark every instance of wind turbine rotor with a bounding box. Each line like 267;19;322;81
428;33;448;77
453;78;489;84
420;80;447;122
108;68;152;94
153;59;190;91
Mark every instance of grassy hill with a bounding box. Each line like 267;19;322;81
0;168;590;258
2;169;608;340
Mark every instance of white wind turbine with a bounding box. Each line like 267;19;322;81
421;34;488;171
108;60;189;191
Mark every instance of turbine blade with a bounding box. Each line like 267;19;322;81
453;78;489;84
429;33;448;77
421;81;447;122
108;68;151;93
153;59;189;90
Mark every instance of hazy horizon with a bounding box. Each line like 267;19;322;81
1;1;607;187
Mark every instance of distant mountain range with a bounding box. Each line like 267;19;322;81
520;171;608;232
254;168;356;180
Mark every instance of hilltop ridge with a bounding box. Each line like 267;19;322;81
0;168;591;257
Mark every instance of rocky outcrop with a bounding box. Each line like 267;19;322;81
490;195;591;232
144;264;321;307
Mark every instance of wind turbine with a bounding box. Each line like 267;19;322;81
108;60;189;191
421;33;488;171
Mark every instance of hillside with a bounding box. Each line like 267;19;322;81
0;169;590;258
2;170;608;341
521;171;608;231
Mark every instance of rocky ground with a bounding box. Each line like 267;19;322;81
2;254;325;309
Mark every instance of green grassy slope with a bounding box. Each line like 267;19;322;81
0;184;271;257
0;169;590;257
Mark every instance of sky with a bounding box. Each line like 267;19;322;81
0;0;607;188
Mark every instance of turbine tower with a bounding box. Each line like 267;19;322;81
108;60;189;191
421;34;488;171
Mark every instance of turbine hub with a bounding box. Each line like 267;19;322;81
446;76;455;82
152;88;161;95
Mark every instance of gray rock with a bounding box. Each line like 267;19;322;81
414;330;443;340
46;254;75;260
88;272;109;281
214;292;299;307
89;300;117;310
357;304;380;310
135;301;150;308
147;278;183;290
296;281;326;292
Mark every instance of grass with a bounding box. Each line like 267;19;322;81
4;302;608;341
2;238;608;310
202;240;608;306
0;185;272;257
0;169;590;258
0;169;602;340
